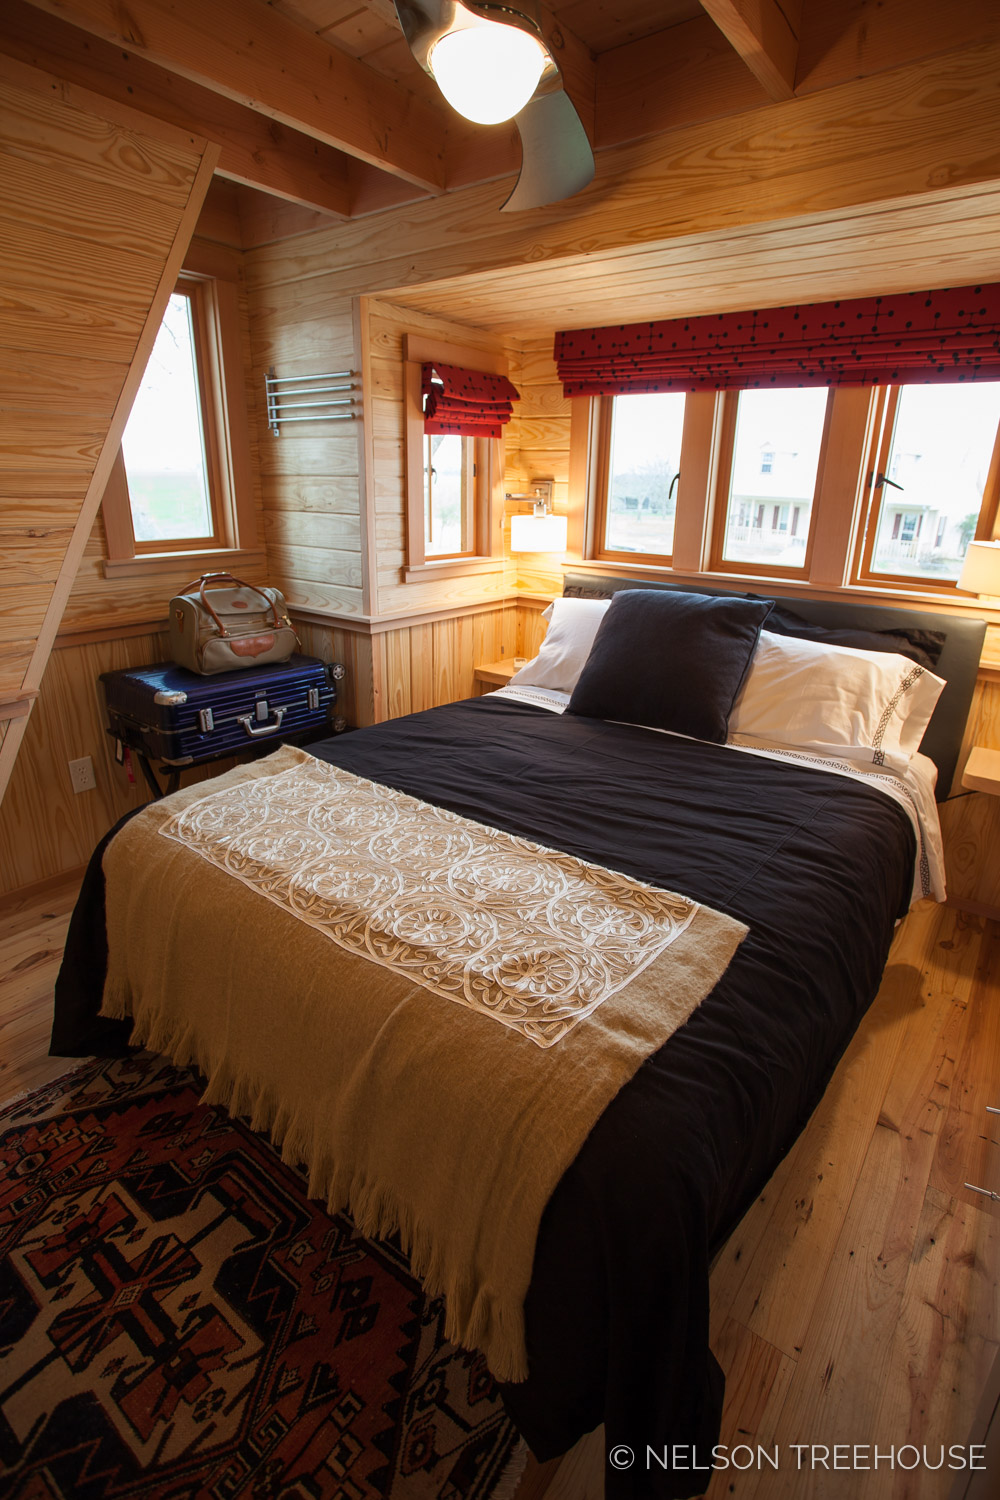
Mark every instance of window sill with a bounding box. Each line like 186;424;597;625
568;557;1000;616
103;548;267;580
403;556;505;584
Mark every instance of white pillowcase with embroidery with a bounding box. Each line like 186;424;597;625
728;629;945;770
510;596;610;694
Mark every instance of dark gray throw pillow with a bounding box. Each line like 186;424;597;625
566;588;773;743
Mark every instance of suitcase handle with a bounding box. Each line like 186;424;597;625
194;573;284;638
236;706;287;738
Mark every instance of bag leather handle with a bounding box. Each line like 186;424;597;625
192;572;282;637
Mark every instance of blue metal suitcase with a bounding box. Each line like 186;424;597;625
100;654;345;766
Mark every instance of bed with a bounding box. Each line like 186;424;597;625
51;574;987;1499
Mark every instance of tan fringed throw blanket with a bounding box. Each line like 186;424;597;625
102;746;747;1380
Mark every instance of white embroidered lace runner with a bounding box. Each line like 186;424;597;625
159;755;700;1048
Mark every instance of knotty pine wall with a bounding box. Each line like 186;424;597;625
60;240;269;635
505;338;573;600
0;218;271;898
363;297;517;619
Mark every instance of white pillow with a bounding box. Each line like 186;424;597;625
729;630;945;769
510;596;610;694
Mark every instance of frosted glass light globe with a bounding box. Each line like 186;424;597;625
429;23;547;125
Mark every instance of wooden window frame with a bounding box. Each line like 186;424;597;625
851;383;1000;593
402;343;505;584
102;263;261;579
574;379;1000;605
707;387;832;580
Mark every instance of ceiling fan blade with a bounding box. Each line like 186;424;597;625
502;88;595;212
392;0;595;211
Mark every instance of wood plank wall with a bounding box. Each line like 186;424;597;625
505;338;574;599
362;297;516;619
0;217;268;898
61;238;270;633
249;287;364;619
0;57;216;790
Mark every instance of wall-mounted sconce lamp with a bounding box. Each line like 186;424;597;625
505;478;567;552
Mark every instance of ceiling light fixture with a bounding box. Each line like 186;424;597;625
429;20;547;125
393;0;595;211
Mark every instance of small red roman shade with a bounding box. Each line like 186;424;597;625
422;362;520;438
554;283;1000;396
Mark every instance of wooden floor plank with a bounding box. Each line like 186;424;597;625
0;870;84;1105
720;912;930;1359
871;1190;1000;1500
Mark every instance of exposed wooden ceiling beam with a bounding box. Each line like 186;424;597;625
20;0;450;190
698;0;800;101
0;0;357;216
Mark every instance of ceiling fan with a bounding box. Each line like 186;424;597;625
392;0;595;212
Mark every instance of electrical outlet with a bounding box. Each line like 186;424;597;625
69;756;96;794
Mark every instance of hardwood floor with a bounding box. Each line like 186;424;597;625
518;900;1000;1499
0;871;84;1107
1;882;997;1498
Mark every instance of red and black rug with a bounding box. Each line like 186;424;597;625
0;1054;525;1499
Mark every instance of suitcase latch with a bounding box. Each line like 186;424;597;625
255;698;269;722
198;707;215;733
308;687;320;711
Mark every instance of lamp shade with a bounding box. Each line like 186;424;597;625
510;512;568;552
958;540;1000;595
429;23;547;125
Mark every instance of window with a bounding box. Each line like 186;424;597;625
402;348;505;581
854;382;1000;586
122;287;220;551
595;392;685;564
102;263;259;577
712;387;829;575
423;433;475;558
575;377;1000;602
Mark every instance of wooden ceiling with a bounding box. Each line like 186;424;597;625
377;183;1000;340
270;0;703;78
3;0;816;219
5;0;1000;338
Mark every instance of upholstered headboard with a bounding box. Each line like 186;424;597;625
561;572;987;799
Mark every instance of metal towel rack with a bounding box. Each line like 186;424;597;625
265;368;361;435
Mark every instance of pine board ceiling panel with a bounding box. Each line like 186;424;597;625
271;0;704;62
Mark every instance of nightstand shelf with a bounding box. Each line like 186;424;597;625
963;746;1000;795
948;746;1000;922
473;659;521;694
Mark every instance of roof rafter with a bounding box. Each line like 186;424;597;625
1;0;359;217
20;0;450;190
698;0;801;101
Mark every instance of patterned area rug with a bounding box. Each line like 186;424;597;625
0;1054;525;1499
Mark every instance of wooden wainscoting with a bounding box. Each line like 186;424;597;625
292;616;374;729
373;604;518;722
0;628;175;898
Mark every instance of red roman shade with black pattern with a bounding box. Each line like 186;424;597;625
554;284;1000;397
422;362;520;438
